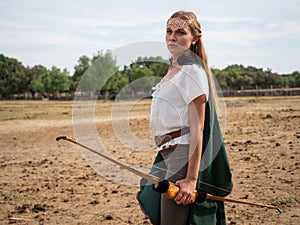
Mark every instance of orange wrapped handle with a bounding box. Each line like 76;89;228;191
165;182;198;203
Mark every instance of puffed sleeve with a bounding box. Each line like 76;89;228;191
176;64;209;104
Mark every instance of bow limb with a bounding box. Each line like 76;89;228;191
205;193;282;214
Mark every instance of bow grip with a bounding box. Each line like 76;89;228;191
153;180;200;204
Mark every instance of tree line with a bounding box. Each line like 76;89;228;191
0;52;299;100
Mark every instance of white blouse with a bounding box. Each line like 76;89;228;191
150;64;209;150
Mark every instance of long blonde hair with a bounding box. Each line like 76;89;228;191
169;11;224;123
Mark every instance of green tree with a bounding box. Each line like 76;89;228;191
76;50;119;93
37;66;70;98
221;64;243;88
0;54;27;98
27;65;48;97
292;71;300;87
212;68;227;88
135;56;169;78
72;55;91;91
102;71;128;93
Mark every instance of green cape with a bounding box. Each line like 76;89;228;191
137;91;233;225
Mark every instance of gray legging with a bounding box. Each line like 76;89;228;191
160;145;190;225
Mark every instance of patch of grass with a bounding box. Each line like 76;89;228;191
226;130;236;135
11;191;22;199
280;134;287;138
271;196;297;206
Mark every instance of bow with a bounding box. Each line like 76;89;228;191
56;136;281;214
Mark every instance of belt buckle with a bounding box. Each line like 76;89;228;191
165;134;172;143
155;134;172;147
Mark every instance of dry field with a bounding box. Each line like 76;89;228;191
0;96;299;225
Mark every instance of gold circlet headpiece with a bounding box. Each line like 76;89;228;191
167;17;194;31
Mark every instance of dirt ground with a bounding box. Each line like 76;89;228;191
0;96;299;225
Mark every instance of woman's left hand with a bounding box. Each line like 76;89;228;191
174;178;197;205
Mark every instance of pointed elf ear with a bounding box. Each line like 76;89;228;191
192;34;202;45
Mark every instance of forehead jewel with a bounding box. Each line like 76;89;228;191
167;17;194;30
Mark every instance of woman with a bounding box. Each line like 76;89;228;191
138;11;232;225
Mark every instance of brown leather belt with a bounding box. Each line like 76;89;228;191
154;127;190;147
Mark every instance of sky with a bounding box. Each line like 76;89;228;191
0;0;299;75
